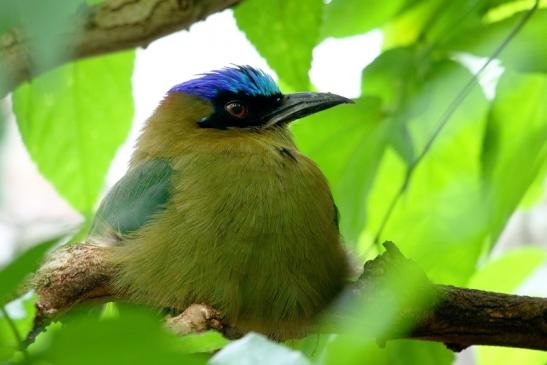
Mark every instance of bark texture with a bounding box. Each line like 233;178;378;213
0;0;241;97
27;241;547;351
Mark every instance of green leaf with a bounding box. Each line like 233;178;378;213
177;331;230;354
362;46;428;112
382;0;484;50
30;306;205;365
0;239;59;305
0;1;17;34
481;71;547;242
234;0;322;90
382;0;438;48
210;333;311;365
0;294;37;360
364;61;489;284
477;347;547;365
322;0;410;39
361;46;432;166
292;96;388;244
469;247;547;293
13;51;135;215
519;158;547;208
444;9;547;73
321;262;453;364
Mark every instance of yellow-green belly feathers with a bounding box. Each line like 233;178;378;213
108;137;349;338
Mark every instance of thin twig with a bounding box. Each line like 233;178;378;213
373;0;541;246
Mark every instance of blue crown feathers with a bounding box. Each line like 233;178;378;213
169;65;280;100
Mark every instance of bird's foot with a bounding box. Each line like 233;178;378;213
164;303;224;335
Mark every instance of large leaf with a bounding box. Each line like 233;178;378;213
469;247;547;293
322;0;411;39
13;51;135;215
481;71;547;242
364;60;489;284
234;0;322;90
292;97;388;244
361;46;431;165
382;0;485;50
444;9;547;73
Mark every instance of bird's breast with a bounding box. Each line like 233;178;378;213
115;140;348;339
169;143;334;240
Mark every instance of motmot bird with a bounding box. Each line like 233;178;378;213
89;66;352;339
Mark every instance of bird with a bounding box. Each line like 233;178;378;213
88;65;353;340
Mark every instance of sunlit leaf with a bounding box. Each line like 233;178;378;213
364;61;489;284
177;331;230;354
444;9;547;73
320;257;452;365
382;0;484;50
322;339;453;365
234;0;323;90
484;0;547;22
469;247;547;293
361;46;431;165
13;51;135;215
477;347;547;365
481;71;547;242
210;333;311;365
519;159;547;208
322;0;410;39
382;0;440;48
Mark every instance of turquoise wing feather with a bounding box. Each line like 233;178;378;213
89;159;172;243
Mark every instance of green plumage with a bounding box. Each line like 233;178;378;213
89;67;352;339
89;159;172;242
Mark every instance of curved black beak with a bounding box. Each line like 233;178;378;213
262;92;353;127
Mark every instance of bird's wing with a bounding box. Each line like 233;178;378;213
88;159;172;243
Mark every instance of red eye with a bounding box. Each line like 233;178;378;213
225;101;248;118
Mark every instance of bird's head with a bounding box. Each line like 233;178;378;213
167;65;352;130
136;66;352;159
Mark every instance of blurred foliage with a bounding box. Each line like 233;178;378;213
0;0;87;94
12;51;135;216
1;0;546;364
29;306;207;365
234;0;322;90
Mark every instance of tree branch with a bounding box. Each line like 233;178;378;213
0;0;241;98
358;242;547;351
26;241;547;351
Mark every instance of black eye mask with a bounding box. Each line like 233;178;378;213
198;91;283;129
